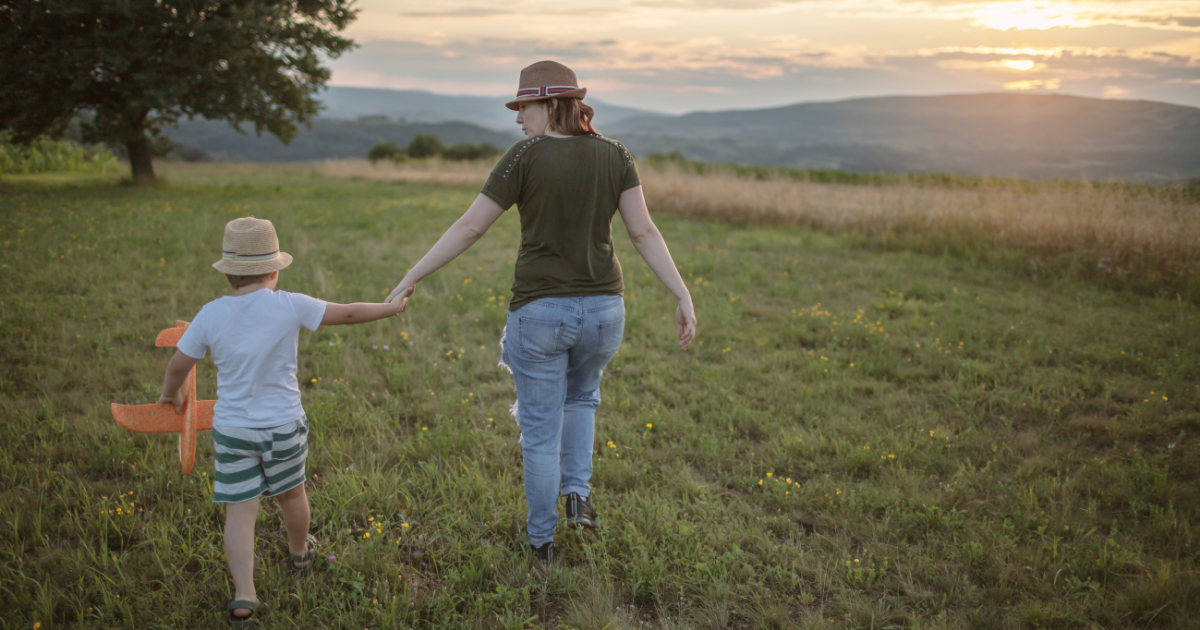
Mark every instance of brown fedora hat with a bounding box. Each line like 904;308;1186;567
211;217;293;275
505;60;587;111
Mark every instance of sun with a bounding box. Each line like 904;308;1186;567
1001;59;1036;70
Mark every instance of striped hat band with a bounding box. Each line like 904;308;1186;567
222;250;280;262
515;86;578;99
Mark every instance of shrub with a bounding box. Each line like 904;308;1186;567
174;145;211;163
646;151;688;164
442;142;502;162
406;134;444;159
0;132;118;175
367;141;405;164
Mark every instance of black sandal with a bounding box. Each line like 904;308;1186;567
290;533;317;577
226;599;258;628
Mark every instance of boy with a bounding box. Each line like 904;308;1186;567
157;217;409;627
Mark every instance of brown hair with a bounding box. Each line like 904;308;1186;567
225;272;275;289
546;98;600;136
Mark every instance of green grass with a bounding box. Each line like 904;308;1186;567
2;163;1198;629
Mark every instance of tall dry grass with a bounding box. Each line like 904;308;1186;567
321;158;1200;300
319;158;492;187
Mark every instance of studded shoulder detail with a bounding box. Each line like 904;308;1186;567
499;136;544;179
590;134;633;166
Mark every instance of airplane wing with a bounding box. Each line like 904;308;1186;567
110;398;214;433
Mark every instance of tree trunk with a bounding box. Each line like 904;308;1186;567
126;136;156;185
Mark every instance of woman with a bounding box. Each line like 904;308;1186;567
386;60;696;563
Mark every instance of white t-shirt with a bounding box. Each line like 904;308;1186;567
177;289;327;429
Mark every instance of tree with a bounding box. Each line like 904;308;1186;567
442;142;501;161
367;141;404;164
406;133;443;159
0;1;356;184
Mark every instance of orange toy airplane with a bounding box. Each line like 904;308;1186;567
110;321;214;475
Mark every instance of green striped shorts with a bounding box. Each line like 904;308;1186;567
212;416;309;504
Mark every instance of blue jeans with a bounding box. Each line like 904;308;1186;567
501;296;625;546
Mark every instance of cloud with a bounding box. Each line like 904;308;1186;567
836;0;1200;33
328;35;1200;112
631;0;815;10
331;0;1200;112
398;5;622;18
1004;78;1061;90
399;8;514;18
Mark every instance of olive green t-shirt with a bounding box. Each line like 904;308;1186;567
481;135;640;311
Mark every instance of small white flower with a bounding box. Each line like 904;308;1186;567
1168;443;1175;449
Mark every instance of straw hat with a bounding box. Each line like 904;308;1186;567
211;217;293;275
505;60;587;111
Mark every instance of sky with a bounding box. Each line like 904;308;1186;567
328;0;1200;114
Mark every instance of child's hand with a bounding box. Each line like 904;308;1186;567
385;295;407;316
158;391;184;413
388;284;415;314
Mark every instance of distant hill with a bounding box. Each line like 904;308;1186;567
161;91;1200;181
317;86;662;132
163;117;521;162
608;93;1200;182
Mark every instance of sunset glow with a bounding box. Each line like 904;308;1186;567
1002;60;1037;70
329;0;1200;113
966;1;1083;31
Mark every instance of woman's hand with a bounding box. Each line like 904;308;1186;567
386;280;417;307
676;297;697;351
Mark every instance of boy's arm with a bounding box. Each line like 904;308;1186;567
320;296;406;326
158;349;200;413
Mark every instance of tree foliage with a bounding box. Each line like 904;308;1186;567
0;131;118;175
405;133;444;159
366;136;502;163
367;141;405;164
442;142;501;161
0;0;356;183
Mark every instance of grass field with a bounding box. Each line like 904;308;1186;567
2;163;1198;629
321;158;1200;304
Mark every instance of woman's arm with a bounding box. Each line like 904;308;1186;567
386;194;506;304
618;185;697;351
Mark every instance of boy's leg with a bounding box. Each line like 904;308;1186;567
224;496;261;616
263;416;311;565
213;423;271;616
275;484;311;567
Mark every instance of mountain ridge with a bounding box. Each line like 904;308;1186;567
608;93;1200;181
163;89;1200;182
317;86;662;131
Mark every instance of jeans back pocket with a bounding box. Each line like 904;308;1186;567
518;317;564;361
597;316;625;357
